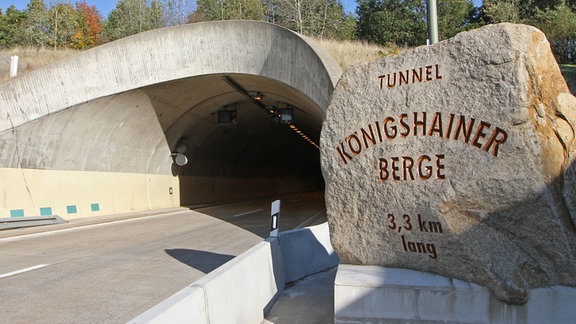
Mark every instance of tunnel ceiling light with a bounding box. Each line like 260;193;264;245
248;91;263;101
222;76;269;113
289;124;320;150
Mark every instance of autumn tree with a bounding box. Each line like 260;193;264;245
72;0;102;48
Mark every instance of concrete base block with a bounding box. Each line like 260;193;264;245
335;264;576;324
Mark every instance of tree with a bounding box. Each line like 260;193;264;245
162;0;196;25
0;5;28;48
103;0;166;41
478;0;576;64
196;0;264;20
47;2;78;48
437;0;475;40
269;0;353;38
532;4;576;63
356;0;476;46
318;2;356;40
356;0;427;46
24;0;51;46
482;0;566;23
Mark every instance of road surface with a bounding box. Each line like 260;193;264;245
0;192;326;323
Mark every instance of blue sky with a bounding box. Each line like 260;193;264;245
5;0;483;18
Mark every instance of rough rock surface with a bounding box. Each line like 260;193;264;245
321;23;576;304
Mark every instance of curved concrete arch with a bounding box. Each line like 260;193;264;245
0;21;342;218
0;21;342;132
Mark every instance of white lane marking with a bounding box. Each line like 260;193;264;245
0;264;50;279
233;209;264;218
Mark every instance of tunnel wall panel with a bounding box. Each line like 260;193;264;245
179;176;321;206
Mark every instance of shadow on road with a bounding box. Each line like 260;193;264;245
165;248;235;273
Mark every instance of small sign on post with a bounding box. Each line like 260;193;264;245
270;200;280;237
10;56;19;78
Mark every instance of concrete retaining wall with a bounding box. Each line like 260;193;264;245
131;222;338;323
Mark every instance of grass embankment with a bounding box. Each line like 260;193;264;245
0;41;391;83
317;38;397;69
0;47;78;83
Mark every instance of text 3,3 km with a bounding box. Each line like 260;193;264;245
386;213;443;234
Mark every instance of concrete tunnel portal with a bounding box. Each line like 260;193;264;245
0;21;343;218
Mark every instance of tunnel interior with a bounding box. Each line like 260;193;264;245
143;73;325;206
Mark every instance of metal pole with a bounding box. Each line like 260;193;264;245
428;0;439;44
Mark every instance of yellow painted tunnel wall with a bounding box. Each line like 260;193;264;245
0;168;180;219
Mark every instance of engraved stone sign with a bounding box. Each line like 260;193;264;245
320;23;576;304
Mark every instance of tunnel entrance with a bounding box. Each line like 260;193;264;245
143;73;325;206
0;21;343;218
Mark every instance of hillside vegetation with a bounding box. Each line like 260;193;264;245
1;41;574;95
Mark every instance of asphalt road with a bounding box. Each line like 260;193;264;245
0;192;326;323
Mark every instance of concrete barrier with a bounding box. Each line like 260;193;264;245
278;222;339;283
129;286;208;323
130;237;285;324
131;222;338;323
335;264;576;323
